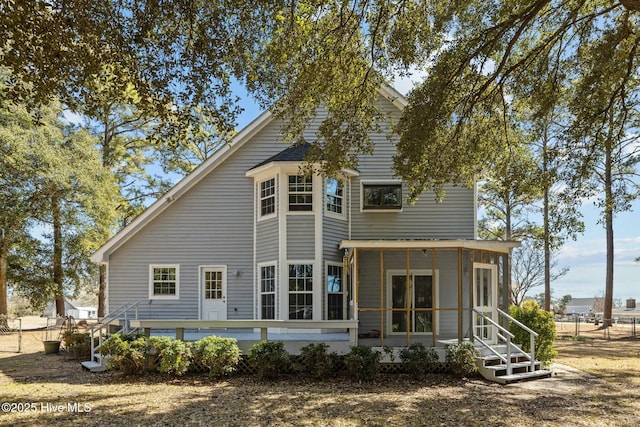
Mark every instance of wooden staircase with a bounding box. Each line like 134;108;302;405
475;343;552;384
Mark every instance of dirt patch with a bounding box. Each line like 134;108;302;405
1;329;639;426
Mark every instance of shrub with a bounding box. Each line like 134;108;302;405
445;341;479;378
192;336;242;377
399;343;440;378
344;345;381;381
509;300;557;364
62;331;92;359
99;334;148;374
148;336;192;375
248;341;291;380
298;343;336;379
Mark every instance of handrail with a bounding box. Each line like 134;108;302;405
473;308;515;375
89;301;142;365
496;308;537;371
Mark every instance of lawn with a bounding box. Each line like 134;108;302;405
0;326;639;426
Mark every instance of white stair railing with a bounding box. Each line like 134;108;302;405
472;308;539;375
88;301;141;365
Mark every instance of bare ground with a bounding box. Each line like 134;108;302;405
0;324;639;426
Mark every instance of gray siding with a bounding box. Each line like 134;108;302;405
256;218;279;263
286;216;315;259
107;118;292;320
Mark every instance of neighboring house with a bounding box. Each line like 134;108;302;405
565;298;604;317
43;299;97;319
91;86;522;355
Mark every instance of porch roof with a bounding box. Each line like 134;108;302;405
339;239;519;254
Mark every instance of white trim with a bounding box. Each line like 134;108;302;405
360;180;404;212
104;263;109;315
386;269;439;335
278;175;288;320
257;262;278;320
149;264;180;300
313;174;323;320
325;177;347;220
339;239;520;254
257;176;277;222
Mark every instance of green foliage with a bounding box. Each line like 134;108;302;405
192;336;242;378
248;341;291;380
298;343;337;379
344;345;381;381
509;301;557;364
445;342;479;378
399;343;440;378
99;334;148;375
148;336;192;376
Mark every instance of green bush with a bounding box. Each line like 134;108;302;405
192;336;242;377
248;341;291;380
99;334;148;374
399;343;440;378
148;336;192;375
509;300;557;364
344;345;381;381
445;341;479;378
61;331;93;359
298;343;337;379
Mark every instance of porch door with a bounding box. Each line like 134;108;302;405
201;267;227;320
473;263;497;344
387;271;434;334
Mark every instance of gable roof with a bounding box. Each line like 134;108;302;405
91;86;407;263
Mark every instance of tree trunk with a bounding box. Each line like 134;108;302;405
98;264;106;317
542;132;551;312
0;234;8;322
603;139;614;327
53;196;65;317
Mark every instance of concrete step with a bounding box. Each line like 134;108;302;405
81;361;107;373
490;369;553;385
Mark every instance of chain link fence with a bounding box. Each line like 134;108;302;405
0;315;22;353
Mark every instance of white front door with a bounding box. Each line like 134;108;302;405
201;267;227;320
473;263;498;344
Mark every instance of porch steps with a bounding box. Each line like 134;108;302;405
81;360;107;373
475;345;552;384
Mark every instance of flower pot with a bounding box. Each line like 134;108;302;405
43;341;61;354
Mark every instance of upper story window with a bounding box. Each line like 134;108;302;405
362;183;402;210
149;265;180;299
326;178;344;215
288;175;313;211
260;178;276;217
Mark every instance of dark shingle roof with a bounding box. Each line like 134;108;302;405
249;143;313;170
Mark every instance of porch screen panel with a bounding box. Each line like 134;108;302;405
413;275;433;333
391;276;408;332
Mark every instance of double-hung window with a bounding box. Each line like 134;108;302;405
288;264;313;319
260;178;276;217
326;178;344;215
260;264;276;320
326;264;344;320
288;175;313;211
149;265;179;299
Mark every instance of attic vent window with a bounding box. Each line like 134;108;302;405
363;183;402;210
288;175;313;211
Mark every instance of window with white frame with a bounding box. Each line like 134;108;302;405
326;178;344;215
288;264;313;319
362;183;402;210
326;263;344;320
260;178;276;217
260;264;276;320
149;265;179;299
288;175;313;211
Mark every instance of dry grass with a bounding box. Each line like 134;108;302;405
0;327;639;426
